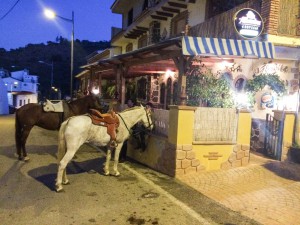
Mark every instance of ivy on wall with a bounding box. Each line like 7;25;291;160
245;73;287;106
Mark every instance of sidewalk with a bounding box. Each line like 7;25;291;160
178;153;300;225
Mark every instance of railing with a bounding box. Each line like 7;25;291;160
193;107;238;143
152;109;169;137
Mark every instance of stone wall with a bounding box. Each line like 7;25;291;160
221;144;250;170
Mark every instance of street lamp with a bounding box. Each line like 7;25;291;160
38;60;54;92
44;8;74;99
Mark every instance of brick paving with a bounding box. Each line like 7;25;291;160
178;153;300;225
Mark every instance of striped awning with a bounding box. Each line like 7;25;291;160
182;36;275;59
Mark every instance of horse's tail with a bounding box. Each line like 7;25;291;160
15;109;22;155
57;120;68;162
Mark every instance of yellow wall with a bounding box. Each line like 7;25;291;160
283;113;295;146
193;145;234;170
237;110;252;145
168;106;196;145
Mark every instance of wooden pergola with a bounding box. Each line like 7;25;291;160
80;36;276;106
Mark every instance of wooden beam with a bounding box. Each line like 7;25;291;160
151;15;168;21
168;1;187;8
124;50;181;67
161;6;180;13
124;35;138;39
136;26;149;31
177;0;196;2
156;11;174;17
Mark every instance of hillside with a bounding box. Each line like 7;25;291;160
0;37;110;99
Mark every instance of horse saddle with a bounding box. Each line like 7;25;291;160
43;100;64;112
88;109;120;147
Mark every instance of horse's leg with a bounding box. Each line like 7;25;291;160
56;150;77;192
104;147;112;176
19;125;33;161
112;144;123;176
62;169;69;185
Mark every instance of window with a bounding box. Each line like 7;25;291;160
19;99;22;107
160;83;165;105
128;8;133;26
166;78;172;107
137;78;147;100
143;0;149;10
206;0;249;19
170;11;188;36
234;75;247;92
126;43;133;52
173;82;178;105
149;21;160;44
138;35;148;48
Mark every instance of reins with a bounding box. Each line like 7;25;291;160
117;107;153;136
117;113;132;135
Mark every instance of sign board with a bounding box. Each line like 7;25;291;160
234;8;264;39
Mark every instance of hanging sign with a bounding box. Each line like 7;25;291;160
234;8;264;39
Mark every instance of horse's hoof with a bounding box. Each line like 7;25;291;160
23;156;30;162
62;180;70;185
104;171;110;176
55;185;64;193
113;172;120;177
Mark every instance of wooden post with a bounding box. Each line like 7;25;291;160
89;68;94;94
121;66;128;106
98;72;102;96
172;55;194;105
115;66;121;100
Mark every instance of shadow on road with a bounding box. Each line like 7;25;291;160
263;160;300;181
0;145;57;160
27;157;107;191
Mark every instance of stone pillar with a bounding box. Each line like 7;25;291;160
168;106;204;176
273;110;296;160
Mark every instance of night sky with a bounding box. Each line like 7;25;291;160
0;0;121;50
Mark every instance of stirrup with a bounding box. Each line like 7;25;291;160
109;141;118;148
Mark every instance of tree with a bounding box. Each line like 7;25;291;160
186;60;234;108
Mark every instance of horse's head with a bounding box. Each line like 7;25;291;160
140;105;154;131
87;94;103;111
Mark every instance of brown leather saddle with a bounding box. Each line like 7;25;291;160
88;109;120;148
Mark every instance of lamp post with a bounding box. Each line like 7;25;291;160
44;9;74;99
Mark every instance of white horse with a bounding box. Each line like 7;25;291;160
55;105;153;192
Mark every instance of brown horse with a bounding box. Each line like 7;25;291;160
15;95;103;161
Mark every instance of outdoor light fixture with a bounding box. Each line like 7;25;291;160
44;8;74;99
165;69;175;79
235;93;250;109
92;87;100;95
44;9;56;19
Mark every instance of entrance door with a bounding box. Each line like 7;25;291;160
264;113;284;160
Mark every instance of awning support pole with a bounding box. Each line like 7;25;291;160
173;55;194;105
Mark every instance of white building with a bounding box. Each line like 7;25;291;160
1;69;39;109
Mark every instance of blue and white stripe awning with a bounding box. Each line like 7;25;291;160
182;36;275;59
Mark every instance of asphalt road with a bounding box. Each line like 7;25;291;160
0;114;260;225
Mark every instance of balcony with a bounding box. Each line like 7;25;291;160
111;0;193;43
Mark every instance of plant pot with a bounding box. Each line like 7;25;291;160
289;147;300;164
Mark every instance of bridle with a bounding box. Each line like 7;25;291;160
144;107;154;130
117;107;154;135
